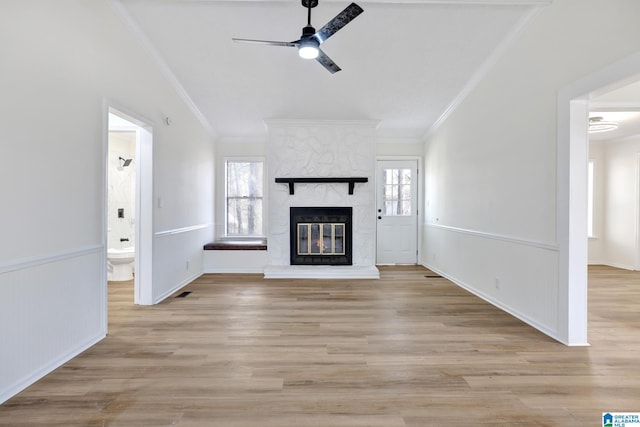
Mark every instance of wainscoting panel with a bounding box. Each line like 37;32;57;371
422;223;561;340
0;248;105;403
153;224;212;303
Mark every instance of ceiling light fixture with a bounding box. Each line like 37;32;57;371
298;37;319;59
589;116;619;133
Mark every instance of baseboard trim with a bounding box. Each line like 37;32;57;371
0;332;105;404
205;268;266;274
153;272;203;304
420;261;571;345
591;261;635;271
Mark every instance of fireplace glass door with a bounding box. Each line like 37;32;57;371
297;223;345;256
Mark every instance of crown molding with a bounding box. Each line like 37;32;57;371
107;0;217;138
423;4;546;140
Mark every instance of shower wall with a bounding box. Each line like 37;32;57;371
108;131;136;249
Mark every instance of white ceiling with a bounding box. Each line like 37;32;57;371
116;0;547;140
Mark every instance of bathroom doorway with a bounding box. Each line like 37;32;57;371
107;107;153;305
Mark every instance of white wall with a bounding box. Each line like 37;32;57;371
377;139;425;157
589;138;640;269
0;1;214;403
422;0;640;344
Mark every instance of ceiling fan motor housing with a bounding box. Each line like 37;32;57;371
301;0;319;8
301;25;317;39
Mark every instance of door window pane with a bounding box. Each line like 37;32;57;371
382;168;412;216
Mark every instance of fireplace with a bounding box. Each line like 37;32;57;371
290;207;352;265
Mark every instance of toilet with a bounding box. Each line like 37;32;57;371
107;247;135;281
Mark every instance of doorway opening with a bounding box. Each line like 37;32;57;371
107;107;153;305
588;98;640;271
561;51;640;345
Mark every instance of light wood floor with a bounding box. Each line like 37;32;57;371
1;265;639;426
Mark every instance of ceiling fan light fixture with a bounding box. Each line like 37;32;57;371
233;1;363;72
589;116;619;133
298;39;319;59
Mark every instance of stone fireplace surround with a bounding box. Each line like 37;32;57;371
264;120;380;279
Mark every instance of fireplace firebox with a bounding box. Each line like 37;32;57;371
290;207;352;265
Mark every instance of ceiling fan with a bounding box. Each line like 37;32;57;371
232;0;363;74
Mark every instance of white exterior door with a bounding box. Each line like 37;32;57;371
376;159;418;264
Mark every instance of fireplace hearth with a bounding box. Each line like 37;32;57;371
290;207;352;265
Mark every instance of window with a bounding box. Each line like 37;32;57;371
225;159;264;236
587;160;595;238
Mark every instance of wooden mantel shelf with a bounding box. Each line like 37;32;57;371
275;177;368;195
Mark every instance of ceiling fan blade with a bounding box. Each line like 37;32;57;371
232;38;297;48
315;3;363;43
316;49;341;74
